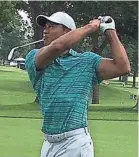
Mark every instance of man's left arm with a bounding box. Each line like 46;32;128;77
98;30;131;80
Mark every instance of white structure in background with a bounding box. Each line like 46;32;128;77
10;58;25;67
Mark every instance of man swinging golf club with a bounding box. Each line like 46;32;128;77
25;12;130;157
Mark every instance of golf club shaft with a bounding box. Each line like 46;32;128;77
17;39;43;49
8;39;43;60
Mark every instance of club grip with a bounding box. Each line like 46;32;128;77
105;18;112;23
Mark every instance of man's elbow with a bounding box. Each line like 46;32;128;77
126;65;131;74
119;64;131;75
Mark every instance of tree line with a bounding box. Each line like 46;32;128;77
0;1;138;103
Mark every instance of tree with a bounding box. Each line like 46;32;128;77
14;1;138;103
0;1;17;28
123;36;138;88
0;1;32;61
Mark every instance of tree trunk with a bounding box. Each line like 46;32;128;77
91;34;108;104
132;70;136;88
2;59;4;65
119;76;122;81
92;84;100;104
28;1;43;48
121;74;128;85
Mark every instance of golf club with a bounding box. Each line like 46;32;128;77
8;16;112;61
8;39;43;60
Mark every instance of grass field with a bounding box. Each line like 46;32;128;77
0;66;138;157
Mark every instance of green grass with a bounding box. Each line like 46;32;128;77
89;121;137;157
0;66;138;157
0;118;42;157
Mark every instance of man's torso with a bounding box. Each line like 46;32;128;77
25;49;102;134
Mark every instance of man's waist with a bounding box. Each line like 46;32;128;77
44;127;89;143
42;121;87;135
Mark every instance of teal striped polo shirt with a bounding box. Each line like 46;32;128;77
25;49;103;134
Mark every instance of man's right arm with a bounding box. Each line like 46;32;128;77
36;20;100;70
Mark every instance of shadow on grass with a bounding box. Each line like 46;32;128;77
88;105;137;113
0;103;138;122
0;70;14;73
0;115;137;122
110;80;134;84
1;103;136;112
0;102;39;111
123;86;138;89
0;115;42;119
88;118;138;122
0;80;33;93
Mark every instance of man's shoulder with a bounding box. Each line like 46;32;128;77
27;49;40;56
79;51;103;66
25;49;40;61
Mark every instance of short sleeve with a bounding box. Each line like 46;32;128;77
93;53;103;84
25;49;44;88
84;52;103;84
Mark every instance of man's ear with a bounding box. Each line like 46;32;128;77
66;28;72;33
63;27;72;34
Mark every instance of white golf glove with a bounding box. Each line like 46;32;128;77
98;16;115;33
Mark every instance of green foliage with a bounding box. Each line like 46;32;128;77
0;1;138;69
0;20;28;60
0;1;17;28
122;35;138;73
0;2;32;60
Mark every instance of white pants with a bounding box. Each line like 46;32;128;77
41;128;94;157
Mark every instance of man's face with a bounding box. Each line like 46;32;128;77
43;21;70;46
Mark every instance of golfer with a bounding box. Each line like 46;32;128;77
25;12;130;157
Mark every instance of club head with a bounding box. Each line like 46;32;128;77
7;39;43;61
8;47;18;60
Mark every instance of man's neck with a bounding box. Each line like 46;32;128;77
60;50;69;56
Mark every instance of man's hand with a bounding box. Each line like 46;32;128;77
88;19;101;33
98;16;115;33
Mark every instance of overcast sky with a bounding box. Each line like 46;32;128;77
18;10;31;26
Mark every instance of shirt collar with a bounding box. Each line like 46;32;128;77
60;49;80;58
68;49;80;56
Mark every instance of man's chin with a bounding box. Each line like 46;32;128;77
44;40;51;46
44;42;50;46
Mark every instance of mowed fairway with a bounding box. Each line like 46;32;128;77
0;66;138;157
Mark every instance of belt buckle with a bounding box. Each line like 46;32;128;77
60;132;67;141
53;134;59;142
46;132;68;143
51;133;67;142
